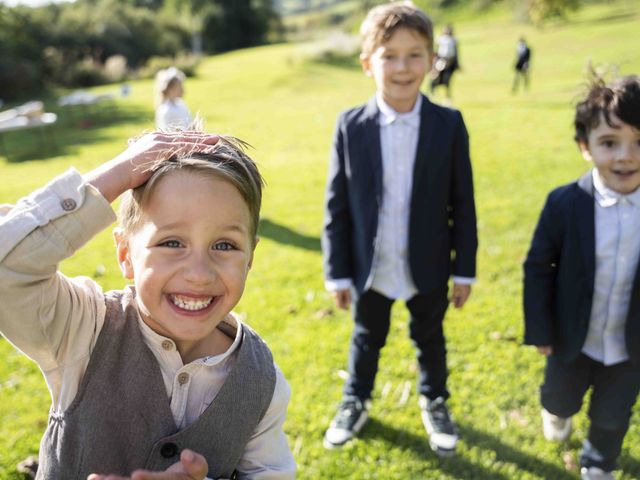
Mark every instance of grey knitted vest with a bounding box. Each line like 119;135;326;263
36;289;276;480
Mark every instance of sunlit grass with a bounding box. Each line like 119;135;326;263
1;1;640;478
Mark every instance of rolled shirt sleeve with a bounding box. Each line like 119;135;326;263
0;168;116;409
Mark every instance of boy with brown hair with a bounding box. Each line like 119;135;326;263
524;74;640;480
0;132;295;479
322;1;477;455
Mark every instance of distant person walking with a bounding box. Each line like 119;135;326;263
430;24;459;103
155;67;192;130
512;37;531;94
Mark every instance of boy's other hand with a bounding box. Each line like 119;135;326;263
537;346;553;356
450;283;471;309
87;449;208;480
87;132;219;204
332;289;352;310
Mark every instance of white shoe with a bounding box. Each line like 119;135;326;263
541;408;572;441
323;397;370;449
581;466;615;480
420;396;458;457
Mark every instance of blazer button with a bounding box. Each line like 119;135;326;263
160;442;178;458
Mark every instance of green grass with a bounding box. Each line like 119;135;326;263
2;1;640;478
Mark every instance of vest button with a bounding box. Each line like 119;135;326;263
160;442;178;458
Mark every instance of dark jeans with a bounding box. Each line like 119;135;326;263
343;288;450;402
541;354;640;471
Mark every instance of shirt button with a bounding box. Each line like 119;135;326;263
178;372;190;385
161;340;173;351
60;198;77;211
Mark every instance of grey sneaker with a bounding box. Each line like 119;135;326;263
541;408;572;441
323;396;370;449
419;395;458;457
581;467;615;480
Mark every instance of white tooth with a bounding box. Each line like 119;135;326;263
171;295;213;311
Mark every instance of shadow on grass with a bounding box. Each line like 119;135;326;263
457;423;577;479
258;218;321;252
619;453;640;477
360;417;577;479
1;102;151;163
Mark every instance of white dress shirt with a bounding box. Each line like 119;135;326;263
436;34;457;60
325;95;474;299
582;169;640;366
0;169;295;479
366;94;422;299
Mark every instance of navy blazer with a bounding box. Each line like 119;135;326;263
523;171;640;365
322;94;477;295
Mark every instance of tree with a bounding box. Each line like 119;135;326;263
202;0;280;53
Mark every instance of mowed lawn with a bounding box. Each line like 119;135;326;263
1;2;640;478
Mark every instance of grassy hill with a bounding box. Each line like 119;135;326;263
1;0;640;478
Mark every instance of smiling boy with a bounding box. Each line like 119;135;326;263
0;133;295;480
321;1;477;455
524;75;640;480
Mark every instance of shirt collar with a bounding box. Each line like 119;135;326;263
136;303;242;367
592;168;640;207
376;93;422;128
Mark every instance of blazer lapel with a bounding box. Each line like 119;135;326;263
411;95;436;200
363;97;383;204
576;171;596;290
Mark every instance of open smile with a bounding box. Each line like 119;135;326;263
167;293;217;313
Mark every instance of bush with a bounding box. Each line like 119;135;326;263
0;59;41;99
137;54;201;80
65;59;109;87
297;31;360;66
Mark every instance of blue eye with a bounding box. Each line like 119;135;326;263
214;241;235;251
160;240;182;248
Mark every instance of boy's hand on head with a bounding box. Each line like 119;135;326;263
86;132;219;204
537;346;553;356
87;449;208;480
450;283;471;309
332;289;352;310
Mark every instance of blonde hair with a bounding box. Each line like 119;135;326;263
360;1;433;58
154;67;186;107
119;136;264;239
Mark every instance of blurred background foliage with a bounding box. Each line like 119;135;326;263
0;0;592;100
0;0;281;99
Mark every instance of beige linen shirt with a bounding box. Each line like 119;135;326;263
0;168;295;479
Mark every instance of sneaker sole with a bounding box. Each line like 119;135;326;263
429;441;456;458
323;411;369;450
421;411;458;455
